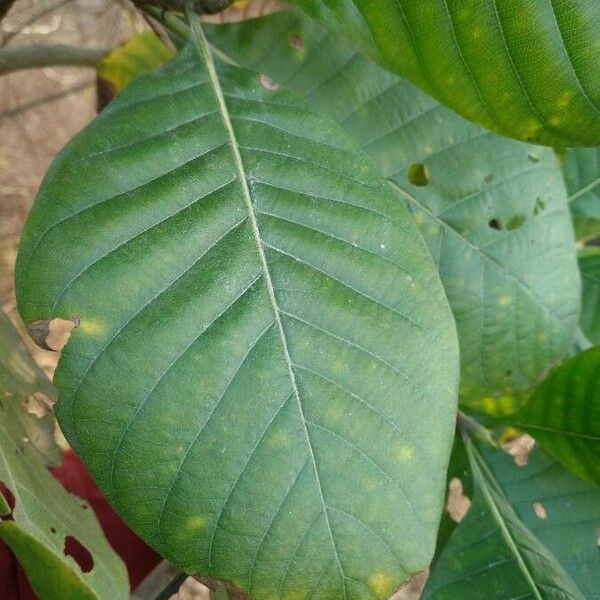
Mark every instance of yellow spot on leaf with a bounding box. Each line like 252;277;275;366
326;403;344;422
521;119;542;139
558;91;574;108
364;476;377;491
268;430;290;448
368;572;395;598
78;319;105;335
397;444;415;462
498;294;512;306
187;515;206;531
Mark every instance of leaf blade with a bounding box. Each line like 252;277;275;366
506;347;600;485
204;9;580;402
422;439;585;600
291;0;600;147
16;38;459;598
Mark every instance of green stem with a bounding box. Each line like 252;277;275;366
142;4;237;65
0;44;109;75
574;326;593;352
457;410;498;448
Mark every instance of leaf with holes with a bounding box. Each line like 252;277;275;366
205;9;580;402
291;0;600;147
484;444;600;599
422;438;585;599
503;347;600;486
0;310;129;600
15;20;459;600
579;248;600;345
0;310;59;466
563;147;600;241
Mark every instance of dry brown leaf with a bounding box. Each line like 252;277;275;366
201;0;288;24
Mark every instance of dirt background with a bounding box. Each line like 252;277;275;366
0;2;425;598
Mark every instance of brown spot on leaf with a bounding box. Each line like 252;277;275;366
26;317;79;351
290;33;304;50
504;434;535;466
194;575;250;599
447;477;471;523
63;535;94;573
533;501;547;519
201;0;287;23
22;391;54;417
391;570;429;599
259;74;280;91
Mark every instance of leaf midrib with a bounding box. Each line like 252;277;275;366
186;7;346;592
467;439;544;600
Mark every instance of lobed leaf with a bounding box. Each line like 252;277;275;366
15;24;459;599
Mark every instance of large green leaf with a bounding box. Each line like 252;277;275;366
422;439;585;599
563;147;600;241
15;21;459;600
205;9;580;401
505;347;600;485
291;0;600;147
579;248;600;344
0;311;129;600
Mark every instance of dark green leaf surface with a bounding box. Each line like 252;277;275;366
431;431;472;567
563;147;600;241
485;445;600;599
15;28;459;599
292;0;600;147
205;10;580;401
422;439;585;600
507;348;600;485
0;311;129;600
579;248;600;344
